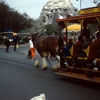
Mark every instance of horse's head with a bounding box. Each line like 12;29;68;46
31;32;40;43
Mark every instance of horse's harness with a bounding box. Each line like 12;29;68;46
34;33;45;46
34;33;52;51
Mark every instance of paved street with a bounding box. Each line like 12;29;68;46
0;44;100;100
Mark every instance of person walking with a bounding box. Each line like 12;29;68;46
5;37;10;52
13;35;18;51
29;38;35;59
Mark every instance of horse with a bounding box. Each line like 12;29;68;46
31;32;64;70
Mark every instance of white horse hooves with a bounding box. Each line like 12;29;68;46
34;61;39;67
52;66;59;71
42;66;48;70
34;63;39;67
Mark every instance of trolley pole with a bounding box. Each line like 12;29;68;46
76;0;99;10
93;0;98;4
76;0;82;10
80;0;81;10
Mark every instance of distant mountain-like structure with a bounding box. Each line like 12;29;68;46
38;0;78;26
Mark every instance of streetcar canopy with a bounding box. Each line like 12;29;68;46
56;7;100;30
64;24;81;32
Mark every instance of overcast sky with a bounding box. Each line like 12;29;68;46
5;0;97;19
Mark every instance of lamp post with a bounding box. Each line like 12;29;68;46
93;0;98;4
77;0;99;9
76;0;82;10
80;0;81;10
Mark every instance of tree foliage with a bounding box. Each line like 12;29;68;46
43;23;59;35
0;1;35;32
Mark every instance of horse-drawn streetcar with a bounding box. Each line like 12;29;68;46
56;7;100;84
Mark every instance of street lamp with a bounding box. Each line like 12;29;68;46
76;0;99;9
93;0;98;3
76;0;82;10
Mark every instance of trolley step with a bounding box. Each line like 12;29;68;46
55;70;100;84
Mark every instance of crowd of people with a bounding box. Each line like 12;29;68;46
64;27;100;55
63;27;100;68
4;33;36;60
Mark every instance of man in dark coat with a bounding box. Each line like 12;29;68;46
5;37;10;52
13;35;18;51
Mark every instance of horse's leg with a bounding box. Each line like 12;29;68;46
52;55;60;71
34;55;41;67
34;50;48;69
41;57;48;70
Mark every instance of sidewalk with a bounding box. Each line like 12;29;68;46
0;43;39;56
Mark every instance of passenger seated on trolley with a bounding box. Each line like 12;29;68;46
93;31;100;45
73;35;92;67
81;26;91;47
75;34;92;57
93;31;100;58
76;35;83;46
81;25;91;47
81;25;90;38
82;35;92;49
63;39;74;66
63;39;73;57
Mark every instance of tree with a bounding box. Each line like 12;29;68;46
43;23;59;35
0;1;35;32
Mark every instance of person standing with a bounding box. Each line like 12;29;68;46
13;35;18;51
5;37;10;52
29;38;35;59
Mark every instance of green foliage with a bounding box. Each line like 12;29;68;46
43;23;59;35
0;1;35;32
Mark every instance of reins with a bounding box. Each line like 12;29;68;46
34;33;44;46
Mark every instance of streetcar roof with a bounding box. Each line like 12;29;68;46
56;13;100;28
